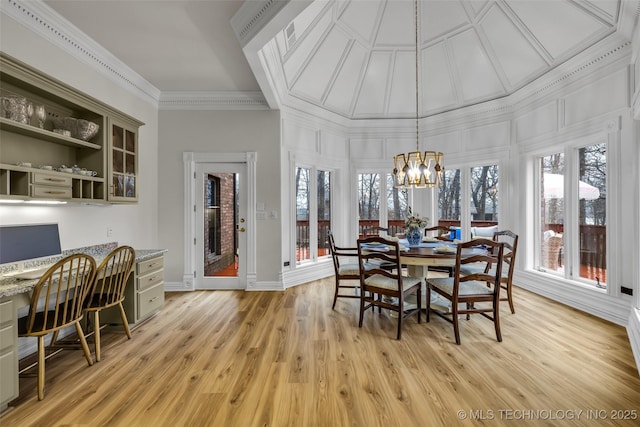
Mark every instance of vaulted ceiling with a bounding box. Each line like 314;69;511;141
264;0;621;119
40;0;632;120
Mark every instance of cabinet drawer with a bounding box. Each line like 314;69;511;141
32;173;72;187
0;324;14;351
0;299;13;325
137;270;163;291
137;256;164;276
137;284;164;320
31;185;72;199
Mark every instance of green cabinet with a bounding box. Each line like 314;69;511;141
0;53;143;204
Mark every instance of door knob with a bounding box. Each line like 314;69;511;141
238;227;246;232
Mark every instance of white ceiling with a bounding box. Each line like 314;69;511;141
43;0;630;119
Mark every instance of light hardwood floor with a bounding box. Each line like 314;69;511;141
2;278;640;426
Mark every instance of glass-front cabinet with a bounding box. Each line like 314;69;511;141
109;119;138;202
0;53;143;204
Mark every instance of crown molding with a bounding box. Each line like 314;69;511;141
1;0;161;105
159;91;269;111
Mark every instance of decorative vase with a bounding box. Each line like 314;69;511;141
406;227;423;246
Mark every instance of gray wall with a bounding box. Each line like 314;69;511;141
157;110;281;284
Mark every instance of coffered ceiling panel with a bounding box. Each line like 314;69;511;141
422;43;457;113
422;0;470;42
505;0;614;59
291;29;350;101
480;4;548;87
449;29;505;102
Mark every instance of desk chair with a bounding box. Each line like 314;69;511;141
357;236;422;340
17;253;96;400
84;245;135;361
426;239;504;345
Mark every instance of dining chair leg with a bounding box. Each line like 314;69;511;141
494;300;502;342
396;311;403;340
37;335;45;400
452;306;461;345
93;311;101;362
507;286;515;314
417;287;422;324
426;287;431;322
332;278;339;310
75;322;94;366
118;302;132;339
358;295;365;328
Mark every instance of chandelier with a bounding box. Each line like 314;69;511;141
392;0;443;189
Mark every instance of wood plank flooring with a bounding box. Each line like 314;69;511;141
2;278;639;426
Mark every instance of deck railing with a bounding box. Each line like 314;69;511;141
296;220;606;274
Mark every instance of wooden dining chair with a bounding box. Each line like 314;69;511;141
493;230;519;314
424;225;452;241
426;238;504;345
460;230;519;314
328;230;361;309
83;245;136;361
17;253;96;400
424;225;454;276
357;236;422;340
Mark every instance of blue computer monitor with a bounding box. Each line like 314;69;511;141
0;223;62;264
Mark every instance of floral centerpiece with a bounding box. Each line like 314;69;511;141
405;208;429;246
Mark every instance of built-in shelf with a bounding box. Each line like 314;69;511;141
0;118;102;150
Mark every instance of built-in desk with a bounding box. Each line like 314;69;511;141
0;245;167;411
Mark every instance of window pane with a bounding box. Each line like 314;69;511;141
296;167;310;262
540;153;565;273
439;168;461;226
386;174;408;236
578;143;606;286
358;173;380;237
317;170;331;258
470;165;499;226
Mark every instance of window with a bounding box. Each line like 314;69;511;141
358;173;381;237
386;174;409;236
295;166;332;263
470;165;499;223
537;143;606;287
439;168;461;225
578;143;606;285
295;167;310;262
317;170;331;258
206;176;221;256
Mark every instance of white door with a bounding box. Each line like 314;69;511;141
195;163;247;289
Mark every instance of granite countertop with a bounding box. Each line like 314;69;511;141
0;247;167;299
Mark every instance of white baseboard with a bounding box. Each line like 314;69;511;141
514;270;631;326
627;308;640;376
164;281;192;292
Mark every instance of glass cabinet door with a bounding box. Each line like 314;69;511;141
109;119;138;202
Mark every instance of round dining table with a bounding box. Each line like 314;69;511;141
398;241;486;277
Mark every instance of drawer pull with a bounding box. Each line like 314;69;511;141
45;177;66;182
148;276;158;282
148;263;157;268
45;191;67;195
149;296;160;302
